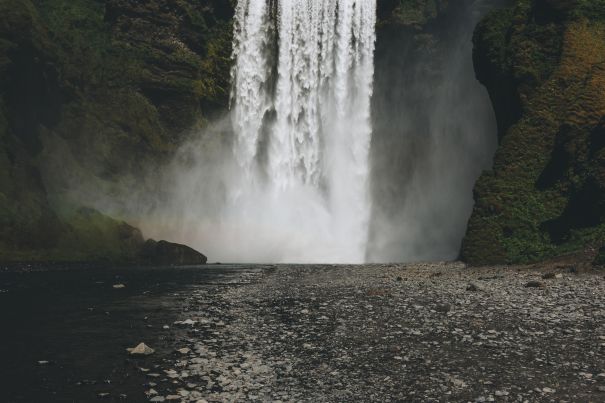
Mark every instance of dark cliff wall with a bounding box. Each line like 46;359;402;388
0;0;233;261
462;0;605;265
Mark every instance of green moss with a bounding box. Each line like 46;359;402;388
474;8;514;79
33;0;127;87
0;205;145;263
177;0;209;32
463;1;605;265
54;206;144;262
0;0;232;262
477;2;564;91
573;0;605;20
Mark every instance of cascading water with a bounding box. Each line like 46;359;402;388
43;0;507;265
213;0;377;263
142;0;376;263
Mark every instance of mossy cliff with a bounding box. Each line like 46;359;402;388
462;0;605;265
4;0;604;265
0;0;233;262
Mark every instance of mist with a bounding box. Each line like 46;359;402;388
39;0;507;264
367;0;508;263
140;0;377;264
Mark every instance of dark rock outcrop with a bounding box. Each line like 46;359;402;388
462;0;605;265
140;239;207;266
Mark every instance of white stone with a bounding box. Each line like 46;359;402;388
126;343;154;355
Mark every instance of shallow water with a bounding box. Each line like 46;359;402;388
0;264;257;402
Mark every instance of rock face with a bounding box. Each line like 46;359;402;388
0;0;232;262
462;0;605;265
140;239;207;266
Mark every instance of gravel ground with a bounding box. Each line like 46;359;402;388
146;263;605;402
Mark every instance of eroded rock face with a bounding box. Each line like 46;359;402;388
462;0;605;265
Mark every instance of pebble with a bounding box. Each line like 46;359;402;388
141;264;605;402
126;343;154;356
174;319;196;326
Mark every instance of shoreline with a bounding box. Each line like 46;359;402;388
148;263;605;402
1;263;604;401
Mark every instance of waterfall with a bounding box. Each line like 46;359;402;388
67;0;505;264
224;0;376;263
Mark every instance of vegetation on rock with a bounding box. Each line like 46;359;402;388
0;0;233;262
462;0;605;265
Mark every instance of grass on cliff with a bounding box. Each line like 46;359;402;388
464;1;605;265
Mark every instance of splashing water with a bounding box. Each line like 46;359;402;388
137;0;376;263
225;0;376;262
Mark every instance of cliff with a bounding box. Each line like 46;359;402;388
0;0;233;262
462;0;605;265
3;0;604;266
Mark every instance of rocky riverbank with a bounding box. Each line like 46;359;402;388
144;262;605;402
